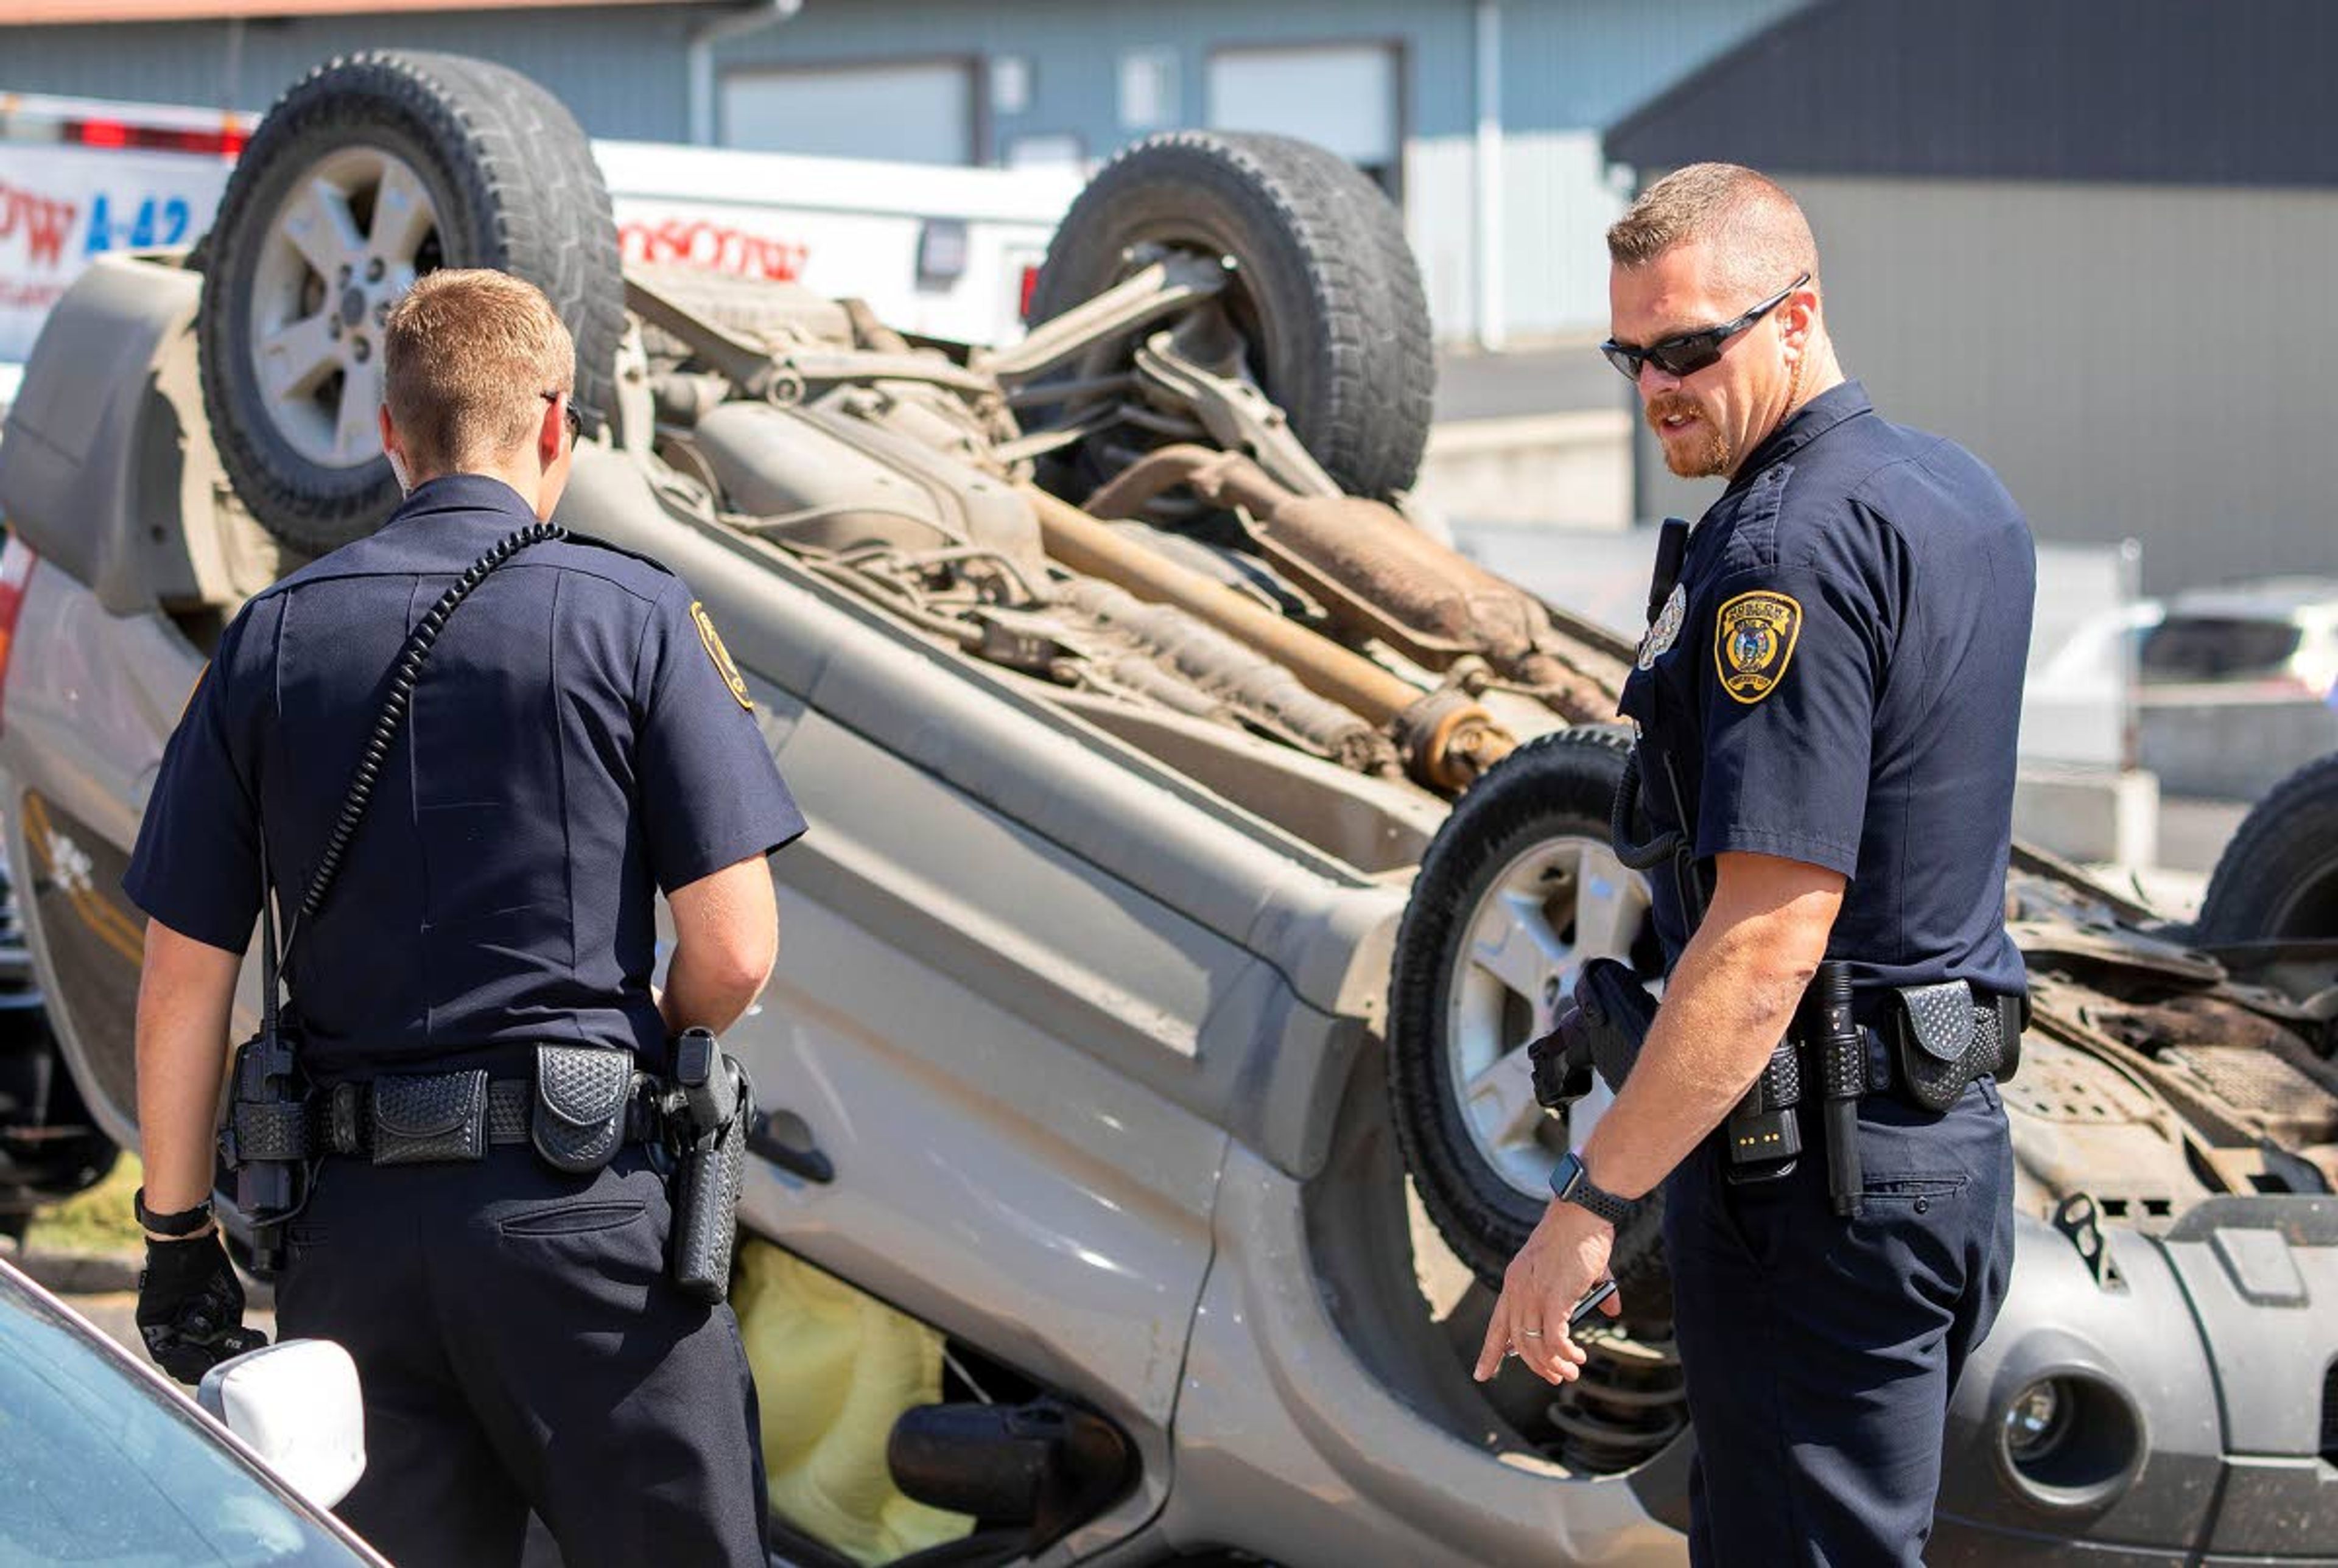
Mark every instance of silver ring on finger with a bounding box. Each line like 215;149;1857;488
1518;1327;1544;1339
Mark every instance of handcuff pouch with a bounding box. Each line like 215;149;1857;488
370;1070;489;1164
1892;980;1978;1112
531;1045;633;1174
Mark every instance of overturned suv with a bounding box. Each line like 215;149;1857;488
0;52;2332;1567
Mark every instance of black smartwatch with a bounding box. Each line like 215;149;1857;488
1548;1152;1635;1227
133;1188;216;1238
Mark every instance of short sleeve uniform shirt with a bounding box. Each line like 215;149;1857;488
123;474;807;1077
1617;382;2034;1007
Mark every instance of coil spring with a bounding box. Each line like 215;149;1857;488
1547;1330;1690;1474
298;521;566;920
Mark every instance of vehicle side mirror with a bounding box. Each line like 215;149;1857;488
197;1339;367;1511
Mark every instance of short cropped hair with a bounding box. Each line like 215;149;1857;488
1606;163;1818;298
382;269;574;475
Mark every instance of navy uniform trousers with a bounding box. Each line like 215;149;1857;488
1663;1077;2014;1566
276;1144;769;1567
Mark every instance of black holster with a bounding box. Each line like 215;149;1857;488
1528;957;1659;1110
667;1027;751;1304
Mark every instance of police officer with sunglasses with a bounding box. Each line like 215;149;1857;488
1474;164;2032;1564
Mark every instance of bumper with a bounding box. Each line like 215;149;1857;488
1936;1200;2338;1559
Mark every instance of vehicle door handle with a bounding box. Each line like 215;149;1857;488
748;1108;834;1185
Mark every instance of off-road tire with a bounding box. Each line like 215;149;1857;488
198;51;623;556
1388;729;1673;1330
1027;131;1434;501
2196;751;2338;942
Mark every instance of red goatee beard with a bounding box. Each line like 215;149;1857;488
1648;393;1729;478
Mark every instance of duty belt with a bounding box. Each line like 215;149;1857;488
1719;986;2020;1188
225;1067;668;1164
1739;990;2021;1112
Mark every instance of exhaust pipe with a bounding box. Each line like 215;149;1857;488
1086;446;1613;721
1018;482;1514;793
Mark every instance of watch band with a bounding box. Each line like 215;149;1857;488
1549;1152;1635;1227
133;1187;215;1238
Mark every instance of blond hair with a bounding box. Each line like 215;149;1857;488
1607;163;1817;298
382;269;574;475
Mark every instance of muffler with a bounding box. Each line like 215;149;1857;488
1086;445;1613;721
888;1399;1135;1555
1019;482;1515;793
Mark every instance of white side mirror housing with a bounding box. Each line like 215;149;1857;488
197;1339;367;1511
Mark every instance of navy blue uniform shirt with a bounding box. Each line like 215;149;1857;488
124;474;807;1078
1618;381;2034;1009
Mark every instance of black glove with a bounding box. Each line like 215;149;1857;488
1526;1001;1596;1110
136;1231;268;1384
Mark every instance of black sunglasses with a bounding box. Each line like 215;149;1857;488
540;388;583;446
1601;272;1810;381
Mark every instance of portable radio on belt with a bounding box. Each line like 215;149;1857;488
219;522;566;1275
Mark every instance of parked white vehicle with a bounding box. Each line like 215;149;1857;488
0;84;1075;374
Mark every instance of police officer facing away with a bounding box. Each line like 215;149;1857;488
1475;166;2029;1563
124;270;805;1566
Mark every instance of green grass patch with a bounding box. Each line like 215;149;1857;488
24;1152;144;1257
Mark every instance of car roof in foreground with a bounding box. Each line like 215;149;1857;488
0;1256;381;1566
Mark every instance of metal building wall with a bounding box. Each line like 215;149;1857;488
1630;175;2338;595
1476;0;1799;339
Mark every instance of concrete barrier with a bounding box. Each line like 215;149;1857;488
2014;765;2161;869
1414;410;1632;530
2139;696;2338;802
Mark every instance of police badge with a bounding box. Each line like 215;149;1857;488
1714;589;1802;703
1638;583;1687;670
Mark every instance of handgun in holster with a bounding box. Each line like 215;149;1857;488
668;1026;753;1304
1528;957;1661;1111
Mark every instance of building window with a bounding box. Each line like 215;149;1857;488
990;55;1033;117
722;59;978;166
1206;43;1401;197
1005;132;1084;172
1118;49;1179;131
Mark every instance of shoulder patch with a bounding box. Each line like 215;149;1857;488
690;601;753;711
1713;589;1802;704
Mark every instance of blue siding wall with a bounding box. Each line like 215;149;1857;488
0;1;1788;159
0;7;702;139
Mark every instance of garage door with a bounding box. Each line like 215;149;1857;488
1206;43;1399;193
722;60;975;166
